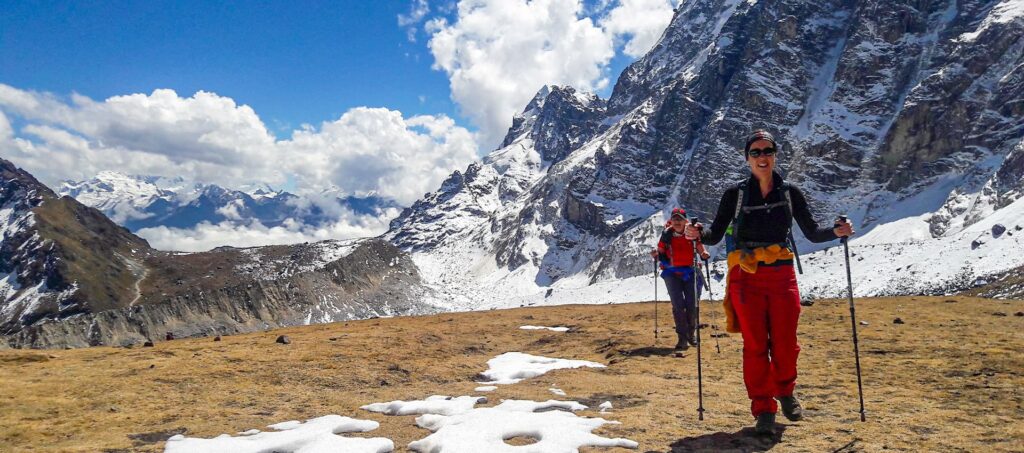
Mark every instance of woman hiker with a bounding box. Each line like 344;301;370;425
685;130;855;435
650;207;710;353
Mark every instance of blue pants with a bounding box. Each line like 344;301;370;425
663;270;703;339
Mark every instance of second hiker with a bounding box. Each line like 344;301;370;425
651;207;710;353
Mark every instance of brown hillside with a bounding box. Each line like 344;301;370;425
1;296;1021;452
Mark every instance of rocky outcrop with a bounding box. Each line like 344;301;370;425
501;85;608;164
387;163;502;251
1;158;152;335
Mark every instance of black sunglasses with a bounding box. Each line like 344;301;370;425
748;147;776;158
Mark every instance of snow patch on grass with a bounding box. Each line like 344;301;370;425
519;325;570;332
163;415;393;453
409;399;637;452
477;352;605;385
362;395;487;416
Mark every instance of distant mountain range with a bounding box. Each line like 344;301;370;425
58;171;399;232
1;158;435;348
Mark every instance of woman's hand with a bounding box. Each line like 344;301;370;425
833;218;855;238
700;251;710;260
649;249;658;259
684;222;702;240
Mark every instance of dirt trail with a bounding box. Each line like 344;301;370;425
1;296;1022;452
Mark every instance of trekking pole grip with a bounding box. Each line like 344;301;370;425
689;217;702;242
837;214;849;244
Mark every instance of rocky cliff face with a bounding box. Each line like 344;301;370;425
1;158;435;348
386;0;1024;301
388;85;607;252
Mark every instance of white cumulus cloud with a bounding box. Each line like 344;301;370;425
0;110;12;140
279;107;478;205
426;0;615;147
423;0;679;148
0;84;478;206
136;208;400;252
601;0;680;58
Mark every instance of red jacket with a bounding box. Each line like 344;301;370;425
658;228;696;267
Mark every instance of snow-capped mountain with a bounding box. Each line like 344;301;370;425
387;0;1024;304
57;171;181;224
58;172;400;234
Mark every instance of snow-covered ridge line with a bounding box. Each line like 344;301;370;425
58;170;400;243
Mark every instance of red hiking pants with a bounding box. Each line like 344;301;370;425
728;264;801;417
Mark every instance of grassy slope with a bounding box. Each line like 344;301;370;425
32;197;151;313
1;296;1022;452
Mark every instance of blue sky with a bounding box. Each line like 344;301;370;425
0;0;644;139
1;1;460;136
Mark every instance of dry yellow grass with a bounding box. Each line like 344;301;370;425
1;296;1022;452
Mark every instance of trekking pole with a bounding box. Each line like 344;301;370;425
702;258;721;354
690;217;705;421
838;214;866;422
653;256;659;342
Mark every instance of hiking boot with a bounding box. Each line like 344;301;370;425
674;337;689;352
754;412;776;435
777;395;803;421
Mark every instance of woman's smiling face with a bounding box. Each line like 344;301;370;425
746;138;776;179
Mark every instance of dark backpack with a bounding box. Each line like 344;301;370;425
725;179;803;273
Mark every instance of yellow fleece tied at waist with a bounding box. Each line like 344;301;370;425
721;245;796;333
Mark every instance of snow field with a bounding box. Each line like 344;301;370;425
798;195;1024;298
357;334;632;451
166;336;630;452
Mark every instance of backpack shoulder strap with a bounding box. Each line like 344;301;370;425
781;182;793;217
781;182;795;232
659;228;673;263
659;228;674;245
733;179;748;225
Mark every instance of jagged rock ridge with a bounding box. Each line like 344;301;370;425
387;0;1024;300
